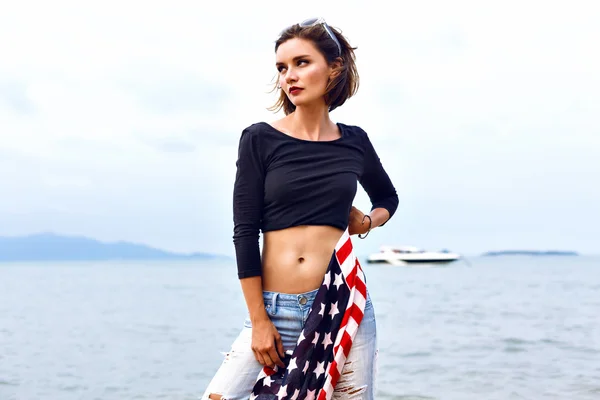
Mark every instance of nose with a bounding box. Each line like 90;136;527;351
284;68;298;85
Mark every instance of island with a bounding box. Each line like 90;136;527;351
481;250;579;257
0;233;229;262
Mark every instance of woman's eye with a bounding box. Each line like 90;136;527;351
277;60;307;72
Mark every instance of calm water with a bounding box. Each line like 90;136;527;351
1;256;599;400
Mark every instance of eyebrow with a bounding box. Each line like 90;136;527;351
275;54;311;66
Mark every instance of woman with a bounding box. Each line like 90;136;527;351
203;18;398;400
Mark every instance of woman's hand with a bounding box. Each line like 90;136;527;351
348;206;370;236
251;318;285;369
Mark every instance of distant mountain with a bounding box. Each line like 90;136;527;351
0;233;229;262
482;250;579;257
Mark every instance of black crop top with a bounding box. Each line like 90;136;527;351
232;122;399;279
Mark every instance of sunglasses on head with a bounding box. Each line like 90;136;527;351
282;17;342;57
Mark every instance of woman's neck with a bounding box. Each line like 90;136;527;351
286;106;336;141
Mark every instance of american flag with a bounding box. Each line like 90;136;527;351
250;229;367;400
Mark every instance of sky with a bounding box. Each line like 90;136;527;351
1;0;599;257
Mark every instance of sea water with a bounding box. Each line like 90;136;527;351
1;256;599;400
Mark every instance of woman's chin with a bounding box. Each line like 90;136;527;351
288;98;314;108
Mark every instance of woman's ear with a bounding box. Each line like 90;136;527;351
329;58;344;79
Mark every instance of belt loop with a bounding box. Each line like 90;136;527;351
271;292;279;315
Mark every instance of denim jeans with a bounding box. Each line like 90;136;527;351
201;288;378;399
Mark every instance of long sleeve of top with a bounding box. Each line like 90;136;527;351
358;129;399;225
232;127;264;279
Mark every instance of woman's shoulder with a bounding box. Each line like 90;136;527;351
337;121;366;132
240;121;283;139
237;122;271;144
237;122;286;157
337;122;369;142
241;121;270;134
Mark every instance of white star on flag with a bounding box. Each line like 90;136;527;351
263;374;273;387
297;330;306;344
290;388;300;400
306;389;316;400
333;272;344;289
318;302;325;316
303;360;309;373
329;301;340;318
288;357;298;373
323;271;331;288
277;384;288;400
322;332;333;349
312;331;320;345
250;394;258;400
313;361;326;379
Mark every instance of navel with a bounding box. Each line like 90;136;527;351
298;256;305;263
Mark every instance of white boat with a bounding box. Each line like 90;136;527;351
366;246;461;266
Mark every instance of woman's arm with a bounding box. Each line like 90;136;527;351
348;206;390;235
240;277;285;369
233;126;284;369
354;128;399;232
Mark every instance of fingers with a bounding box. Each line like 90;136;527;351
253;344;283;369
268;345;285;368
251;320;286;370
262;352;276;369
253;349;266;366
253;347;274;368
276;334;285;359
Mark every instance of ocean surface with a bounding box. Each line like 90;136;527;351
1;256;599;400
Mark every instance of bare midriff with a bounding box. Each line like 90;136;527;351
261;225;345;294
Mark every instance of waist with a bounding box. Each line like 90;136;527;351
261;287;373;311
261;225;345;293
263;225;344;251
262;288;320;307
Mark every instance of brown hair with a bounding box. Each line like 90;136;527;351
268;22;359;115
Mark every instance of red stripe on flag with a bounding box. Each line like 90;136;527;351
339;331;352;357
328;360;340;384
348;303;365;324
336;238;352;265
345;265;357;287
337;297;363;331
317;389;328;400
355;274;367;298
338;306;352;331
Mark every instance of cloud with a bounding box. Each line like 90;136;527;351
0;0;599;254
0;81;36;114
145;139;197;154
119;71;232;114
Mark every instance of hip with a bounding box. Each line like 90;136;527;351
244;288;376;351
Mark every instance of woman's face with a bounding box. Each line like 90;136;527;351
276;38;333;108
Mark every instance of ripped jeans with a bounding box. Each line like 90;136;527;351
201;288;377;399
